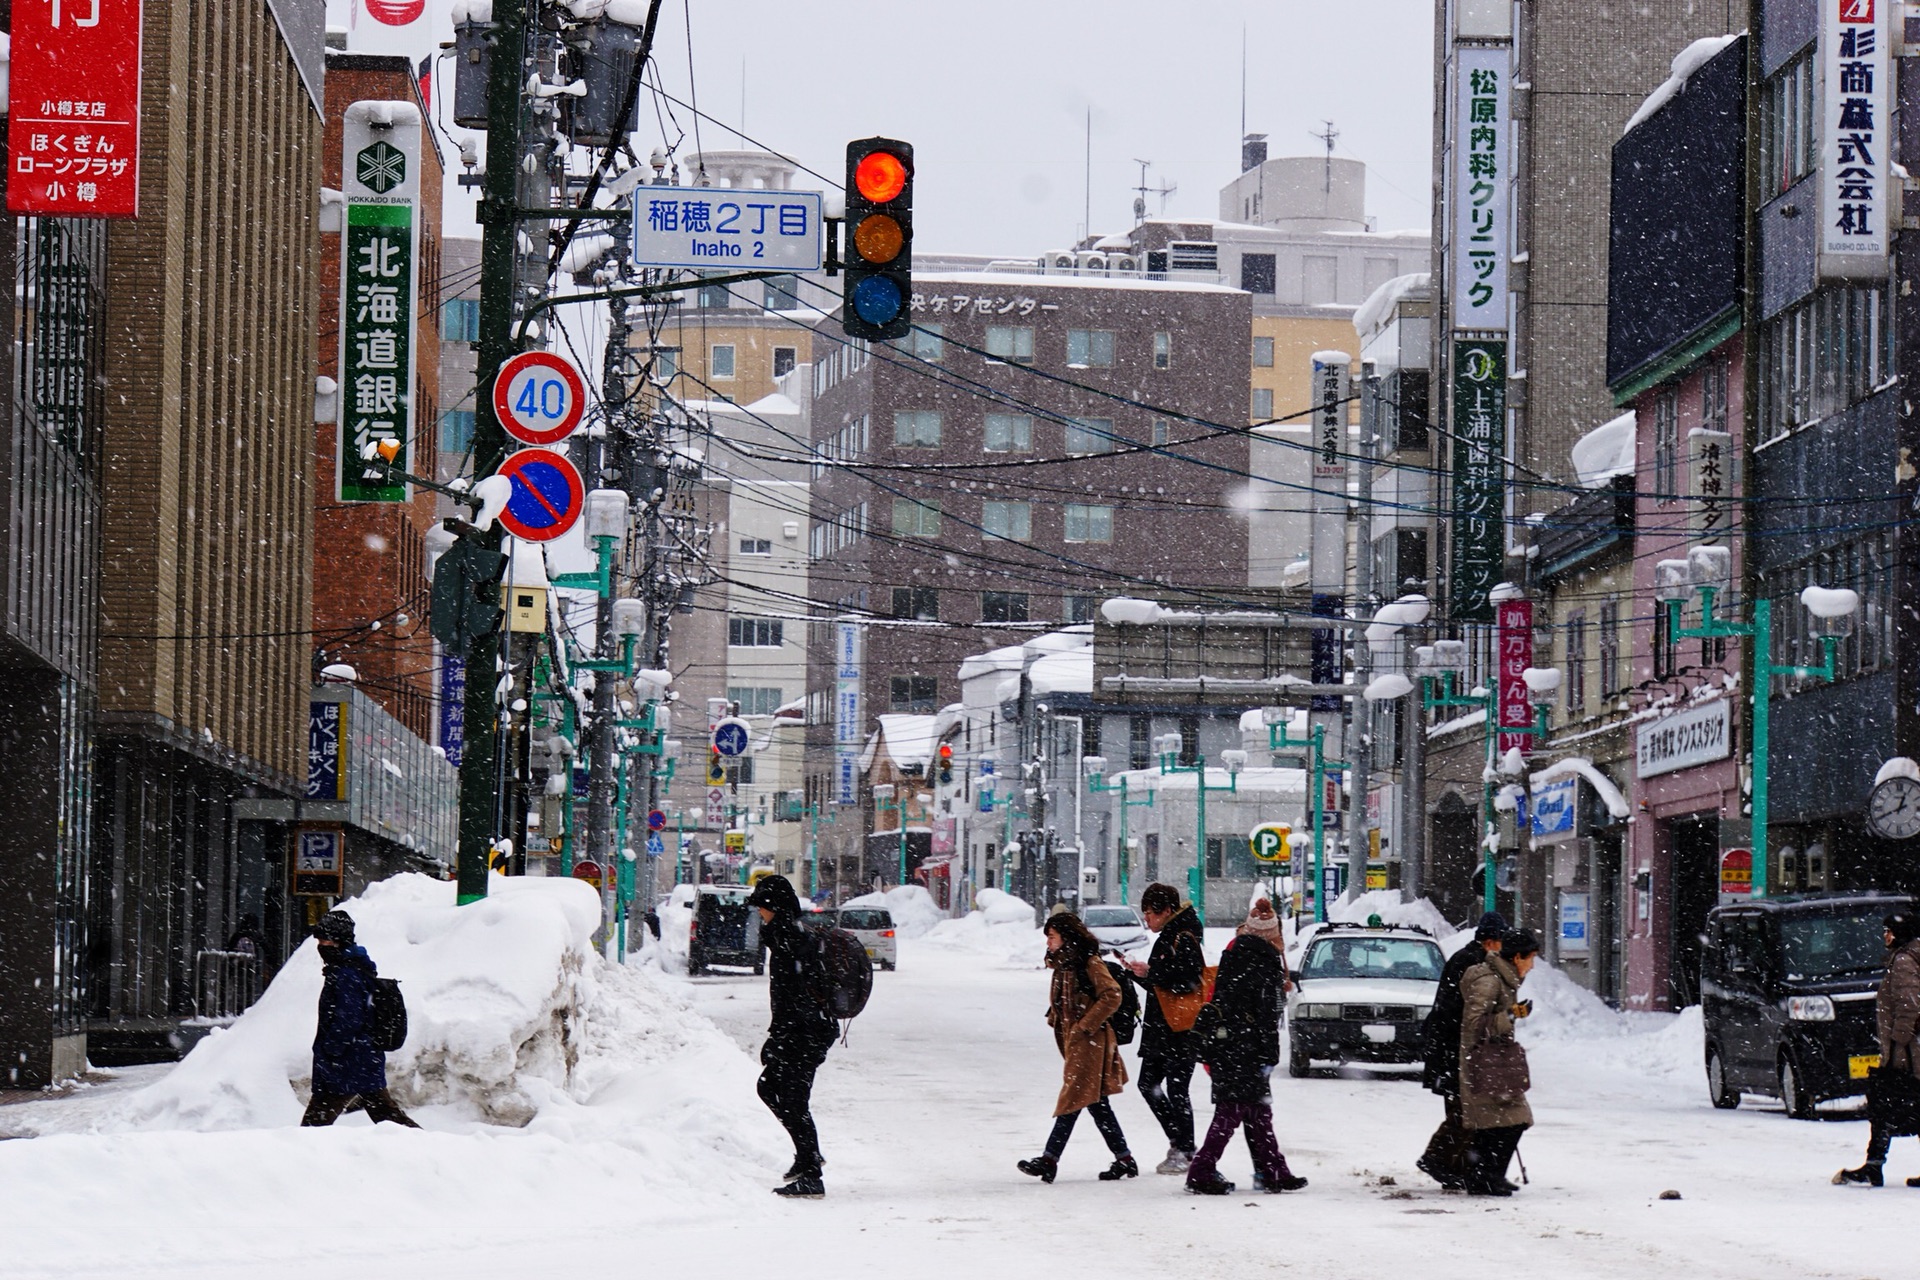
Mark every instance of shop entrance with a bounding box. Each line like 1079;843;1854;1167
1666;814;1720;1008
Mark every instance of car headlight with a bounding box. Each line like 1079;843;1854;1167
1413;1006;1432;1020
1786;995;1835;1022
1298;1003;1342;1020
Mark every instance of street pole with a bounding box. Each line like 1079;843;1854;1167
584;288;631;889
1348;367;1378;902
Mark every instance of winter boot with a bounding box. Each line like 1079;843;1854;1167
1097;1155;1139;1181
781;1157;825;1182
1154;1147;1192;1175
1261;1171;1309;1192
1186;1172;1236;1195
1017;1155;1059;1184
1909;1176;1920;1188
1417;1155;1466;1191
1833;1163;1884;1187
773;1174;825;1199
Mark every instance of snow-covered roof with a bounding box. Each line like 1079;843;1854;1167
1353;272;1431;339
1531;756;1631;819
958;644;1026;682
1109;765;1309;795
1028;648;1092;697
913;271;1245;296
503;539;549;589
874;714;939;772
1571;411;1637;488
1624;35;1740;134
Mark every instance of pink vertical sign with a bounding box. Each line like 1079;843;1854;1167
1496;599;1534;755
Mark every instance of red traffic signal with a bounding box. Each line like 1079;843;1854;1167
937;741;953;784
843;137;914;340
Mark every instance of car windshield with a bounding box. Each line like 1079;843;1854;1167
839;909;891;931
1301;935;1443;982
1083;908;1140;929
1779;910;1889;980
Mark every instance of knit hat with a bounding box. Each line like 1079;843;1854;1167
1238;897;1283;943
1473;911;1509;942
1501;927;1541;960
312;910;356;946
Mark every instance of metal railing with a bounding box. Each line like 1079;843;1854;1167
194;950;262;1020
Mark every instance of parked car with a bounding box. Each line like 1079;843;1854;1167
828;906;898;971
1702;892;1915;1117
688;885;762;976
1081;903;1151;953
1286;921;1444;1076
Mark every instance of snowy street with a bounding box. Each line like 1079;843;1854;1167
1;904;1910;1280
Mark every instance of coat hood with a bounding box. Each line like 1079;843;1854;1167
746;874;803;919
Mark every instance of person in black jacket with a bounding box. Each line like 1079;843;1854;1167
1125;882;1206;1174
1415;911;1505;1189
301;910;419;1129
746;875;837;1198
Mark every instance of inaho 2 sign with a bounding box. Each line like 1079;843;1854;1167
632;185;824;271
1820;0;1890;276
7;0;145;218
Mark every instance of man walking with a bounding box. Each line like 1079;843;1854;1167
1415;911;1504;1189
1125;882;1206;1174
302;910;419;1129
746;875;837;1198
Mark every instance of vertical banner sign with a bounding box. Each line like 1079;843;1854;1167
1689;428;1731;541
1496;598;1533;755
306;701;349;801
1451;46;1510;330
438;655;466;766
1449;338;1507;621
338;102;422;503
1820;0;1890;278
6;0;144;218
1309;353;1351;714
834;623;864;805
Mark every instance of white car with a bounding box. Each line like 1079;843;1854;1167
1081;904;1151;953
832;906;898;971
1286;923;1444;1076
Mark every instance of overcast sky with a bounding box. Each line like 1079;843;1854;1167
333;0;1436;253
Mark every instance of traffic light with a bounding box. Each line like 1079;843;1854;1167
937;742;953;786
428;537;506;648
842;137;914;340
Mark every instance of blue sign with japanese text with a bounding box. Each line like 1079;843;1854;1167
632;185;824;272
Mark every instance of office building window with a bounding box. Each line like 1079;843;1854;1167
1153;331;1172;369
981;591;1029;623
907;323;944;362
1063;504;1113;543
891;498;942;537
1178;716;1200;767
890;676;938;713
1067;329;1116;367
1129;716;1152;771
1065;417;1114;456
1066;595;1098;623
765;278;802;311
727;617;784;647
1654;390;1677;504
1759;50;1816;198
983;413;1032;453
1151;418;1169;446
440;409;475;455
893;409;943;447
1565;611;1587;712
981;500;1032;542
1206;835;1256;880
738;537;772;555
1759;284;1893;441
1253;335;1275;368
698;282;732;309
1598;601;1621;698
442;297;480;342
650;346;677;381
891;587;939;620
1252;387;1274;421
711;344;736;379
1241;253;1276;295
728;687;785;716
985;325;1034;364
772;347;797;379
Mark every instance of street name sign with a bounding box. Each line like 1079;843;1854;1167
632;185;824;271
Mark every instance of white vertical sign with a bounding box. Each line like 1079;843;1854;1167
1308;352;1351;598
834;622;864;805
1451;45;1511;330
1820;0;1891;276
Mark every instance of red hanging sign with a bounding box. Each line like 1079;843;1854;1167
7;0;145;219
1496;598;1534;756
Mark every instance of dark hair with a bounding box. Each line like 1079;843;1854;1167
1045;911;1101;967
1473;911;1508;942
1501;928;1541;961
1887;911;1919;946
312;910;356;946
1140;883;1181;916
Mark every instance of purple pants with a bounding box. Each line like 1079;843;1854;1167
1187;1101;1292;1182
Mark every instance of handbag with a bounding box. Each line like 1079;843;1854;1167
1464;1024;1530;1100
1868;1065;1920;1137
1155;965;1218;1033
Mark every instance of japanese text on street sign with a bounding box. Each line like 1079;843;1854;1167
632;186;824;271
438;655;465;766
1690;426;1731;540
835;622;864;805
306;700;349;800
293;828;345;895
1820;0;1890;274
1496;599;1533;756
1451;46;1510;328
338;103;422;503
1449;338;1507;622
7;0;144;218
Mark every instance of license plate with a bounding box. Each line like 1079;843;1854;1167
1850;1054;1881;1080
1362;1024;1396;1044
865;948;877;959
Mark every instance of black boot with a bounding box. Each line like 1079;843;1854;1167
773;1174;825;1198
1097;1155;1139;1181
1186;1171;1235;1195
1017;1154;1059;1184
782;1157;825;1181
1417;1155;1466;1191
1833;1163;1884;1187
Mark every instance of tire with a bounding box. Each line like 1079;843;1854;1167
1706;1046;1741;1110
1779;1054;1816;1119
752;957;765;976
1287;1041;1311;1078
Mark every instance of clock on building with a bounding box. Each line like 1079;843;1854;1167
1866;774;1920;841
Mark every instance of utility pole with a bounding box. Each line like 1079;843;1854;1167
1347;367;1378;901
584;285;631;889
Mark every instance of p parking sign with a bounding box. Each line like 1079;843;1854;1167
1250;823;1292;865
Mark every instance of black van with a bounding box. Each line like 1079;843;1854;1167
1701;892;1913;1117
688;885;763;975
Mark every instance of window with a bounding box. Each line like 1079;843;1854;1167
1759;285;1893;441
728;687;785;716
725;757;756;786
1251;387;1275;421
442;297;480;342
892;499;942;537
1063;504;1114;543
893;410;942;447
772;347;797;379
891;586;939;620
727;617;784;647
1128;716;1152;771
738;537;772;556
1206;835;1257;880
765;278;802;311
1653;390;1678;504
1177;716;1200;767
1598;601;1621;698
711;344;736;379
983;413;1032;453
907;323;944;362
440;409;475;454
1701;358;1729;434
981;500;1032;542
1565;611;1587;712
1151;418;1169;447
1066;595;1098;623
1303;255;1338;305
1152;331;1172;370
1065;417;1114;456
651;346;678;381
890;676;938;713
1253;336;1275;368
1759;51;1816;198
985;325;1034;364
697;282;732;309
1652;605;1677;680
1240;253;1276;295
981;591;1029;623
1067;329;1116;367
1769;532;1897;688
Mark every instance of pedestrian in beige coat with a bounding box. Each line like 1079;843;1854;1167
1836;909;1920;1188
1459;928;1539;1196
1017;911;1137;1184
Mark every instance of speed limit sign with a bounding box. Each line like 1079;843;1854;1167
493;350;586;446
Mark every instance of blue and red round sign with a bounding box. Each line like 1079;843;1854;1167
494;350;587;447
494;447;584;543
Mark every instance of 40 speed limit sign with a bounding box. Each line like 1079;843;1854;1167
494;350;586;446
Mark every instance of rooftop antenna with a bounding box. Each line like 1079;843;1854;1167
1311;119;1339;194
1083;107;1092;246
1240;25;1247;142
1131;160;1178;225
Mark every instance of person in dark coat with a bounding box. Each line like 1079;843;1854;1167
1459;928;1537;1196
747;875;837;1198
1184;903;1307;1195
301;910;419;1128
1018;911;1135;1184
1836;909;1920;1187
1416;911;1506;1189
1124;882;1206;1174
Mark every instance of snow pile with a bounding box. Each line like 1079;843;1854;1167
1330;888;1454;939
1570;410;1637;488
1364;673;1413;701
844;884;945;939
471;473;514;531
1624;35;1741;134
1353;272;1429;340
1516;958;1625;1044
1800;585;1859;619
921;889;1043;966
121;874;605;1130
1101;596;1164;625
875;712;939;771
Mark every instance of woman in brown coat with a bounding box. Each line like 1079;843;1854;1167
1459;929;1538;1197
1017;911;1137;1183
1836;909;1920;1187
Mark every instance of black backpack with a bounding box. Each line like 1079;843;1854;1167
1080;959;1140;1046
808;928;874;1021
371;977;408;1053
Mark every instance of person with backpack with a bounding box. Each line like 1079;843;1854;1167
1459;928;1538;1196
1182;898;1306;1195
1417;911;1506;1190
1124;882;1207;1174
1018;911;1137;1184
746;875;839;1198
301;910;420;1129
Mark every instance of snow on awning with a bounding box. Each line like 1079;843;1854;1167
1531;756;1631;819
1624;35;1740;134
1571;411;1637;488
875;713;939;771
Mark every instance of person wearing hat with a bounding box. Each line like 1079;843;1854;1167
1836;909;1920;1187
301;910;419;1129
745;875;836;1198
1458;928;1538;1196
1415;911;1506;1190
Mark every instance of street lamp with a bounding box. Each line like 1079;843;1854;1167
1152;732;1238;924
1259;705;1351;923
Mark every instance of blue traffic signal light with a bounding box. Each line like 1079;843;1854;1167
843;137;913;340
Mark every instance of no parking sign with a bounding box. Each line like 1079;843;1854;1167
494;448;584;542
